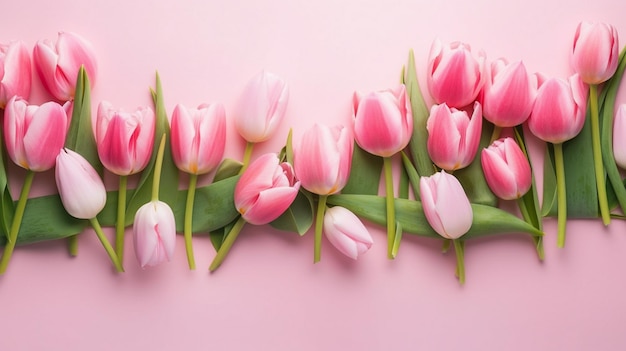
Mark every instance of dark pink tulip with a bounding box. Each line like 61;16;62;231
0;41;31;108
572;21;619;85
481;138;532;200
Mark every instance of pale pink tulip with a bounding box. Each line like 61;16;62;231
294;124;353;195
481;137;532;200
234;153;300;225
55;148;106;219
427;39;486;108
133;200;176;268
4;96;68;171
528;74;587;144
426;101;482;171
572;21;619;85
171;103;226;175
96;101;155;176
235;71;289;143
0;41;31;108
420;170;473;240
482;59;536;127
353;85;413;158
323;206;373;260
613;104;626;169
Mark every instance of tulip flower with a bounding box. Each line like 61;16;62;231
571;21;619;85
133;200;176;268
0;41;31;108
353;85;413;259
170;102;227;269
210;153;300;272
481;137;532;200
426;101;483;171
323;206;373;260
527;74;587;247
613;104;626;169
427;39;486;108
33;31;97;101
294;123;353;262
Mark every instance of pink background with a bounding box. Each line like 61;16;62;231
2;0;626;350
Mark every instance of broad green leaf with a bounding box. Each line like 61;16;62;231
401;151;421;199
515;127;542;230
399;160;409;200
405;49;433;177
270;189;314;235
342;143;382;195
214;158;243;182
210;217;238;251
0;116;14;238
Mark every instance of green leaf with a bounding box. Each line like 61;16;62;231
401;151;421;199
514;127;542;230
0;116;14;238
270;189;314;235
213;158;243;182
210;217;239;251
342;143;382;195
399;159;409;200
542;144;557;217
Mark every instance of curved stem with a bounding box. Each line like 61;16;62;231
0;170;35;274
453;240;465;285
554;143;567;248
115;175;128;265
490;126;502;144
89;217;124;272
383;157;396;259
517;197;544;260
67;235;79;257
209;216;246;272
590;84;611;225
152;134;167;202
314;195;328;263
184;173;198;270
239;141;255;174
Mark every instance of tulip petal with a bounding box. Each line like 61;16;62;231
242;186;299;225
23;102;67;171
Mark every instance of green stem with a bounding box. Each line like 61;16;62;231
314;195;328;263
184;174;198;270
554;143;567;248
383;157;396;259
517;197;544;260
115;175;128;265
490;125;502;144
152;134;167;202
209;216;246;272
0;170;35;274
589;84;611;225
453;240;465;285
239;141;255;174
89;217;124;272
67;235;79;257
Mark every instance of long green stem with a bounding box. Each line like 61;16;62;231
67;235;79;256
383;157;396;259
453;240;465;285
589;84;611;226
184;174;198;270
314;195;328;263
115;175;128;265
152;134;167;202
517;197;544;260
490;125;502;144
89;217;124;272
554;143;567;248
239;141;255;174
209;216;246;272
0;170;35;274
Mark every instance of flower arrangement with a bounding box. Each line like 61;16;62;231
0;22;623;285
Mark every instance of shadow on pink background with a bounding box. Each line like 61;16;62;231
1;0;626;350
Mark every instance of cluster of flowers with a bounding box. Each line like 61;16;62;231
0;21;623;283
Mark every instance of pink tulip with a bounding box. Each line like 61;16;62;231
171;103;226;175
527;74;587;144
426;101;483;171
427;39;486;108
482;59;536;127
613;104;626;169
420;170;473;240
96;101;155;176
234;71;289;143
133;200;176;268
4;96;68;171
234;153;300;225
294;124;353;195
481;137;532;200
323;206;373;260
572;21;619;85
353;85;413;157
55;148;106;219
0;41;31;108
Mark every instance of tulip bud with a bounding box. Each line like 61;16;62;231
426;101;482;171
4;96;68;172
234;71;289;143
33;32;97;101
420;170;473;240
294;124;353;195
427;39;486;108
133;201;176;268
55;148;106;219
96;101;155;176
571;21;619;85
0;41;31;108
234;153;300;225
613;104;626;169
323;206;373;260
481;138;532;200
353;85;413;158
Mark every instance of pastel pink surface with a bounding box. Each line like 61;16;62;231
2;1;626;350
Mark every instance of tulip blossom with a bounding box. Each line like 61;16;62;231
427;39;486;108
0;41;31;108
482;59;536;127
614;104;626;169
55;149;106;219
33;32;97;101
481;138;532;200
323;206;373;260
426;101;483;171
571;21;619;85
133;200;177;268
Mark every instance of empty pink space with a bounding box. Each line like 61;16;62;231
2;0;626;350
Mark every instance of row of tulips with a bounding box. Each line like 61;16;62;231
0;21;623;283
